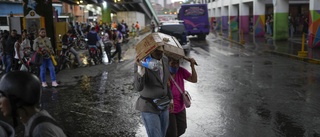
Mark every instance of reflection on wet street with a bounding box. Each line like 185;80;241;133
38;70;142;137
181;33;320;137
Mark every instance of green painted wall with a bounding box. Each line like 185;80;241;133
102;4;111;23
273;12;288;40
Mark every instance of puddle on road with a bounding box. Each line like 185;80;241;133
36;71;143;137
273;112;305;137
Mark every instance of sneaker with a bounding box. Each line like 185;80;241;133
52;81;59;87
42;82;48;88
119;59;124;63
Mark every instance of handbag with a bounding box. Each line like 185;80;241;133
20;64;28;71
30;52;43;66
170;76;191;108
140;96;170;111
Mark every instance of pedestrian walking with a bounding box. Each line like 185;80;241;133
0;71;67;137
102;31;112;63
110;29;123;63
4;29;19;73
131;23;136;37
135;21;140;37
33;28;58;87
151;22;156;33
134;46;173;137
0;30;9;72
165;57;198;137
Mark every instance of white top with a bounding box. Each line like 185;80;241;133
14;39;31;59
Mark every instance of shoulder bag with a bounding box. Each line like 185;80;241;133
170;76;191;108
30;51;43;66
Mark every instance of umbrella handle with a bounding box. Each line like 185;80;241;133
183;57;198;66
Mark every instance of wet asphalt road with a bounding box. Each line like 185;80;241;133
2;33;320;137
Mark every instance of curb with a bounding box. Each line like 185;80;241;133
220;36;245;47
219;36;320;65
265;50;320;65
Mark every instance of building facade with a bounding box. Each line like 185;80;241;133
201;0;320;48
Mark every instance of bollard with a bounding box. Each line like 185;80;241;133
229;29;232;40
298;33;308;57
240;29;245;45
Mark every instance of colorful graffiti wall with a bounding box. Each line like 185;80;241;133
215;17;221;31
239;15;250;33
309;10;320;48
222;16;228;30
274;12;289;40
230;16;238;31
210;17;215;31
253;15;265;36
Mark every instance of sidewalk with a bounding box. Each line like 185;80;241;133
218;31;320;64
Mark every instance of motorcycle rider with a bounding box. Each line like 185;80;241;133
61;30;84;67
86;27;101;64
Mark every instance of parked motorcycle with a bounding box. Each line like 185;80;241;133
121;31;130;44
72;34;87;50
55;37;77;74
88;44;102;66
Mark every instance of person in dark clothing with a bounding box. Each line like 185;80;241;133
110;29;123;63
151;22;156;33
1;30;9;71
27;32;35;51
86;27;101;64
117;22;123;32
3;30;19;73
62;30;83;66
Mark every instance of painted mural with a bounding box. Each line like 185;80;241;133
239;16;250;33
309;10;320;48
230;16;238;31
215;17;221;31
274;12;289;40
253;15;265;37
222;16;228;30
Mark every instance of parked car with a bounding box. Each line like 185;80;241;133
158;23;191;54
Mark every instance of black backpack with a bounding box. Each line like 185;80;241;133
29;116;72;137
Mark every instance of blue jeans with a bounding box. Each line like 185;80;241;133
3;54;12;73
110;43;121;61
141;109;169;137
40;58;56;82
